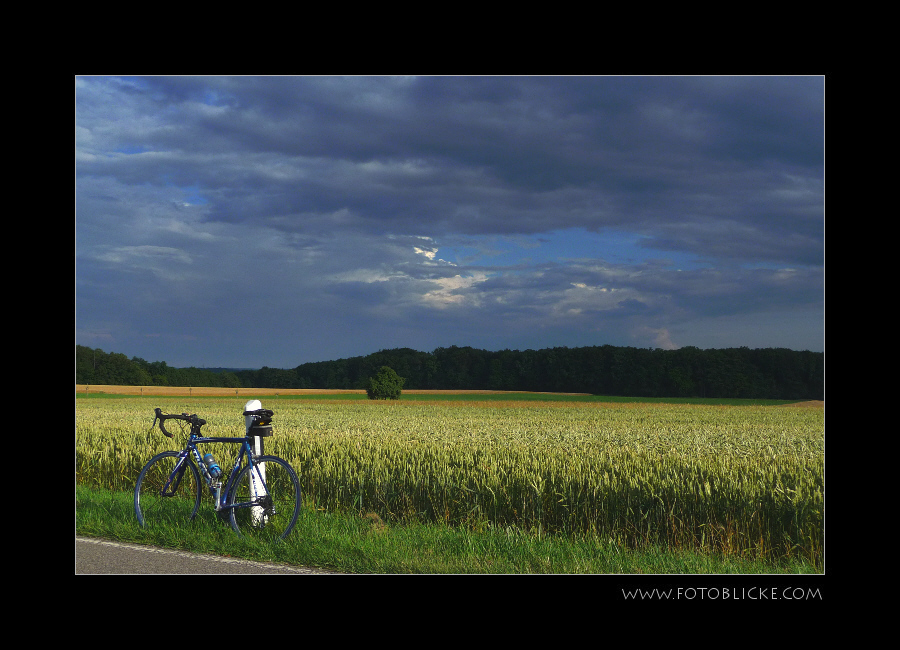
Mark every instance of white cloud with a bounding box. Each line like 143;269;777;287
94;245;192;266
413;246;437;261
636;326;678;350
421;272;491;308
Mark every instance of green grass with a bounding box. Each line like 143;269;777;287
76;484;820;574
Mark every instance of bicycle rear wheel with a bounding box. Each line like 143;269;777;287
228;455;301;541
134;451;202;528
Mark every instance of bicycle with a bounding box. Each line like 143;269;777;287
134;406;301;541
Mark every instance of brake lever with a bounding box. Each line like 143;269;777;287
151;407;174;438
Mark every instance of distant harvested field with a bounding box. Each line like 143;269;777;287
75;384;590;398
76;384;363;397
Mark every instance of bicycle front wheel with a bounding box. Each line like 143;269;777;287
228;455;301;541
134;451;202;528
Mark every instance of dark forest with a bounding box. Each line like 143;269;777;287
76;344;823;400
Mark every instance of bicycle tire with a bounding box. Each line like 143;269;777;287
227;455;301;541
134;451;202;528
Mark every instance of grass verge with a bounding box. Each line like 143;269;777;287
76;484;820;575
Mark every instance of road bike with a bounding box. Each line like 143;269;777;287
134;406;301;541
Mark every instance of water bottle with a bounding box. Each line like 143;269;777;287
203;453;222;479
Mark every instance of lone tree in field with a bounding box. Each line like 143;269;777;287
366;366;405;400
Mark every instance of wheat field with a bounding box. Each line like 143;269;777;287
75;394;824;566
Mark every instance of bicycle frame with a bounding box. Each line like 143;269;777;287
166;433;269;516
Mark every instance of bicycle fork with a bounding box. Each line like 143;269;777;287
161;449;197;497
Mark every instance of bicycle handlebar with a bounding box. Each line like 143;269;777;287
152;407;206;438
151;407;274;438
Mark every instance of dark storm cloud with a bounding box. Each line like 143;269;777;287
75;76;824;366
79;75;822;253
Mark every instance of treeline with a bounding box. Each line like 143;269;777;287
76;344;823;400
243;345;823;400
76;346;241;389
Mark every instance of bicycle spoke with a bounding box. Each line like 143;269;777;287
135;452;201;527
229;457;301;541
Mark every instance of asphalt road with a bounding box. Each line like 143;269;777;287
75;536;343;574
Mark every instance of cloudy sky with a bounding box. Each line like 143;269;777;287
75;76;824;369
